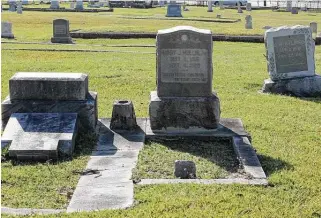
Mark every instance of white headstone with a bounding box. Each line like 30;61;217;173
1;22;14;38
265;26;315;80
237;2;243;13
245;15;252;29
207;0;213;12
70;2;75;9
310;22;317;34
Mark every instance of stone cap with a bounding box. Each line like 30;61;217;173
264;25;311;38
158;26;212;35
9;72;89;101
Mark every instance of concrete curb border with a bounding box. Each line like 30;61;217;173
1;207;65;216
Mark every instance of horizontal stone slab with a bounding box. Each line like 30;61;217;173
1;113;78;161
1;91;98;133
9;72;88;100
262;75;321;97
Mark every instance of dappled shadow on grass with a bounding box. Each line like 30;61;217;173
258;154;293;177
147;137;239;173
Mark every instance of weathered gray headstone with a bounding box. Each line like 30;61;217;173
70;2;75;9
149;26;221;131
51;19;73;44
262;25;321;97
50;0;59;9
246;2;251;11
1;22;14;39
264;25;315;80
207;0;213;12
1;113;78;161
245;15;252;29
75;0;84;10
310;22;317;34
166;4;182;17
216;14;221;19
9;72;88;100
174;160;196;179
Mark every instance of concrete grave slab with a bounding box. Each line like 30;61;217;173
1;113;78;160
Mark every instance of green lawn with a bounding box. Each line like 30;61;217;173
1;8;321;218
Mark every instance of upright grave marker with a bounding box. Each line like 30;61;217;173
51;19;73;44
207;0;213;12
262;26;321;97
75;0;84;10
17;1;22;14
149;26;220;130
245;15;252;29
8;0;16;12
50;0;60;9
310;22;317;34
219;0;224;10
166;4;182;17
246;3;251;11
237;2;243;13
1;22;14;39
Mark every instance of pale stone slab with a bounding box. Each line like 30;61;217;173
1;207;64;216
9;72;88;100
1;22;14;39
137;178;268;186
265;25;315;80
1;113;78;160
157;26;213;97
232;136;266;179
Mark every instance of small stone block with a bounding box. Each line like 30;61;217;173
149;91;220;130
110;100;137;131
174;160;196;179
9;72;88;100
1;113;78;161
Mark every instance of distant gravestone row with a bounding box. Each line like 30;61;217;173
262;26;321;97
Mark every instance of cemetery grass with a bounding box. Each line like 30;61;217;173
1;133;98;209
2;8;321;42
132;138;242;180
1;41;321;217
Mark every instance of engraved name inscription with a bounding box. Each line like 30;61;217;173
55;25;67;35
160;49;208;83
273;34;308;74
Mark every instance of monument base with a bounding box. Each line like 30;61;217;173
262;75;321;97
1;91;98;133
1;34;14;39
149;91;220;131
51;36;73;44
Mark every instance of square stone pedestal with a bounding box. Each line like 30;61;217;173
51;36;73;44
149;91;220;131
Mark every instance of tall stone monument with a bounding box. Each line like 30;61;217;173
1;22;14;39
237;2;243;13
149;26;221;131
51;19;73;44
17;1;22;14
286;0;292;12
219;0;224;10
262;25;321;97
